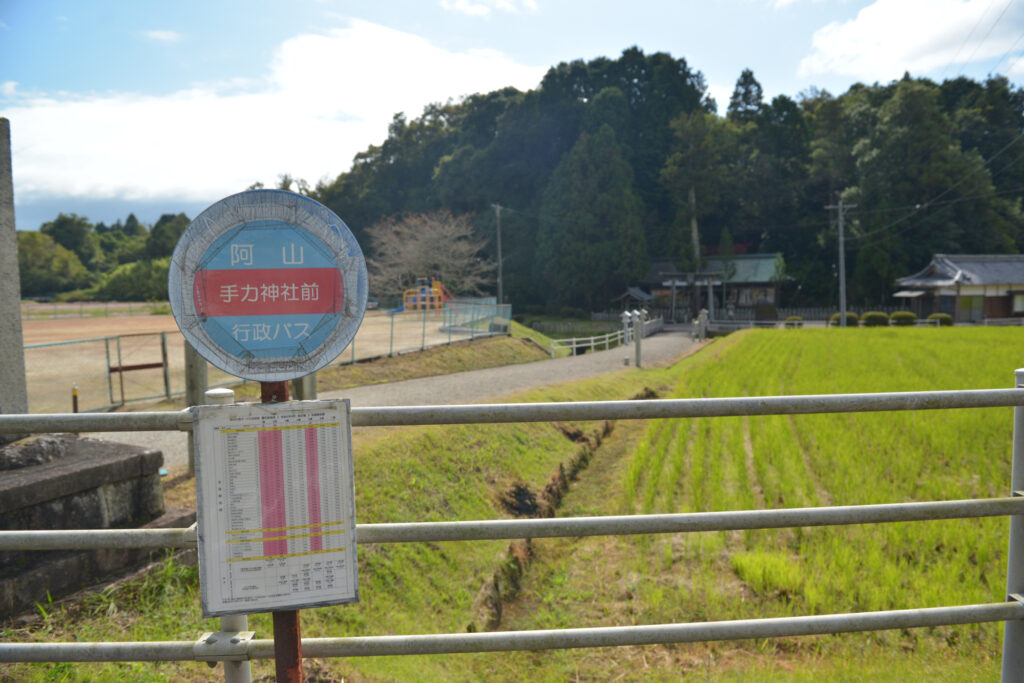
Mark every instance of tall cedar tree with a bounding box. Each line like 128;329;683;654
537;124;647;311
849;79;1022;303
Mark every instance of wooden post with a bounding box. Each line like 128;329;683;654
260;380;303;683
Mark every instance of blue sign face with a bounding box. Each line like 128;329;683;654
169;191;367;382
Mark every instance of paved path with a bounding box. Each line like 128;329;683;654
92;326;701;471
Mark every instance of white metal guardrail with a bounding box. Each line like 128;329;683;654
549;316;663;358
549;329;625;357
4;379;1024;680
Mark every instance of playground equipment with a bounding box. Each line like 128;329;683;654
390;278;453;314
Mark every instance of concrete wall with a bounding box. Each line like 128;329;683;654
0;438;186;618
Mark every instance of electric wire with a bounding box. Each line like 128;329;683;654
841;129;1024;242
961;0;1017;69
939;0;1003;82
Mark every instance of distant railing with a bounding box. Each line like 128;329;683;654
549;317;662;358
549;329;625;358
20;301;169;319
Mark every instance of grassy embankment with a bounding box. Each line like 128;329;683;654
7;327;1023;681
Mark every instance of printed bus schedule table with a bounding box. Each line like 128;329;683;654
193;400;358;617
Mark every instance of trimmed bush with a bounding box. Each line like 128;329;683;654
927;312;954;326
890;311;918;326
784;315;803;329
861;311;890;327
829;312;859;327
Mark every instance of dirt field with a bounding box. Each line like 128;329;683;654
22;310;498;413
22;316;182;345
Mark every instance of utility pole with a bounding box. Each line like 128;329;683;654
826;198;856;328
492;204;504;305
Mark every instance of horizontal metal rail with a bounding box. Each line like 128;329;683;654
108;361;165;373
23;335;116;350
2;602;1020;662
1;387;1023;434
3;497;1021;550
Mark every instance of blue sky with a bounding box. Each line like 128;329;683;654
3;0;1023;232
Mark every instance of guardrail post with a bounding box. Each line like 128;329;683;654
160;332;171;399
631;310;643;368
290;373;317;400
1003;368;1024;680
185;342;208;476
115;336;125;406
204;388;253;683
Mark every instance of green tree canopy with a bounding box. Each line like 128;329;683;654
537;124;648;310
848;79;1021;302
144;213;190;259
17;231;92;297
40;213;102;270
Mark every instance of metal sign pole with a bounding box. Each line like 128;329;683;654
170;191;366;683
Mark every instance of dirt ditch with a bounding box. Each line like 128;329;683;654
469;387;660;632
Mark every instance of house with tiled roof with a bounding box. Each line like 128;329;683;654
894;254;1024;323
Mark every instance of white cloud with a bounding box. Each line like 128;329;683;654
799;0;1024;82
440;0;538;17
5;19;545;205
706;82;733;114
1008;54;1024;76
143;29;183;44
1;81;17;97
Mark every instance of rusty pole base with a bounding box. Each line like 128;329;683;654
272;610;303;683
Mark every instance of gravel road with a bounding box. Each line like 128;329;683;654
91;326;701;471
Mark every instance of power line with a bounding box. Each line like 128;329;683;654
985;28;1024;77
843;129;1024;242
961;0;1017;70
939;0;1002;82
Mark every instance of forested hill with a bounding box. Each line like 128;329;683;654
19;48;1024;310
309;47;1024;311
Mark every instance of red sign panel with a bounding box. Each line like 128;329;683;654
193;268;344;317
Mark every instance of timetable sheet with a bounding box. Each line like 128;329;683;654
192;400;358;617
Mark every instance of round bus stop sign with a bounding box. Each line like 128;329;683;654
168;190;367;382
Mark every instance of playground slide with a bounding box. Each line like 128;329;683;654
388;304;404;315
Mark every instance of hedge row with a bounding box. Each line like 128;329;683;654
827;312;954;327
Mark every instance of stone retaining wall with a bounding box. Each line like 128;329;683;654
0;437;190;618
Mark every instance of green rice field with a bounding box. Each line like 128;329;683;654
504;327;1024;680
